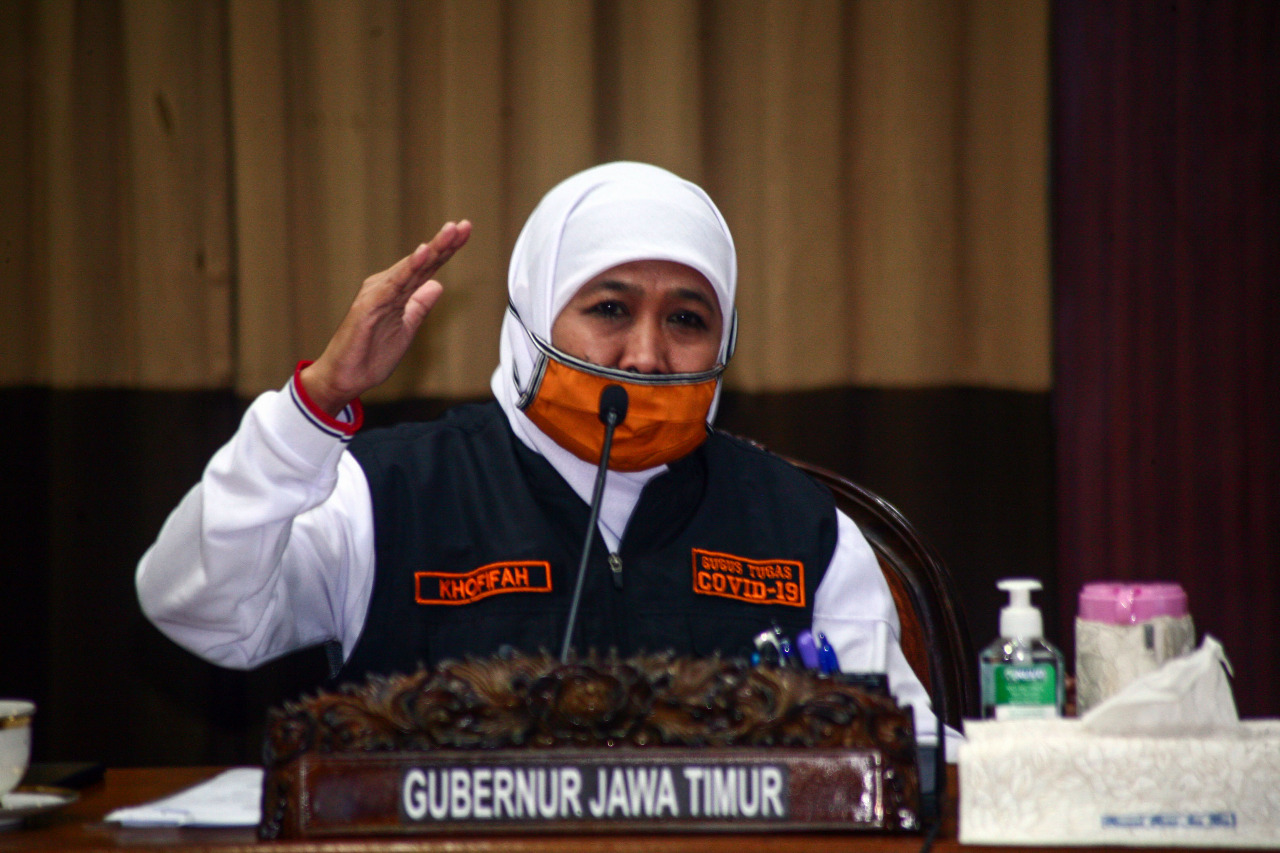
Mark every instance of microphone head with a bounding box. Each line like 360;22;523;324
598;384;629;426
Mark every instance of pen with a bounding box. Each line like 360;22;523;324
796;630;820;670
752;628;782;665
778;634;796;666
817;632;840;674
771;621;800;668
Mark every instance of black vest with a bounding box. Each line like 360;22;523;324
340;402;836;682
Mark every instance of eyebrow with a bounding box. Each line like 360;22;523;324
673;286;719;313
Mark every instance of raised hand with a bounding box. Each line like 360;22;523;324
300;220;472;415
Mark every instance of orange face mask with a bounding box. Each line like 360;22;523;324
519;346;722;472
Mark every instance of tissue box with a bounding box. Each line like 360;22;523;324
959;719;1280;848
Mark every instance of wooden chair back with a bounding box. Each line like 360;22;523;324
782;456;978;728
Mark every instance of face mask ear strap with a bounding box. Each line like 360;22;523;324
506;302;544;407
724;309;739;363
515;352;549;410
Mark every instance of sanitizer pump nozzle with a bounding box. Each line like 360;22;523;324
998;578;1044;639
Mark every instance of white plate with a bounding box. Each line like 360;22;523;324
0;786;78;829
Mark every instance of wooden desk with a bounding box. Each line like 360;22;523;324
0;766;1240;852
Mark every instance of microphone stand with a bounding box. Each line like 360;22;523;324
559;385;628;662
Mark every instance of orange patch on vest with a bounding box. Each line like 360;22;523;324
416;561;552;605
690;548;805;607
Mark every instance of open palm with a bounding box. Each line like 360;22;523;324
301;221;472;415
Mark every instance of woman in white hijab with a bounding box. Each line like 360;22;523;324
495;162;736;550
137;162;940;748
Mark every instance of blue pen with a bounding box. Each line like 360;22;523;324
769;621;800;668
778;634;795;666
752;628;782;666
796;630;820;670
817;632;840;674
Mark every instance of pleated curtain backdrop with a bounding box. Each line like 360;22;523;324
2;0;1050;400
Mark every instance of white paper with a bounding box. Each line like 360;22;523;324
105;767;263;827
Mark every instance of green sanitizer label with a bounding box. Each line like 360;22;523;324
993;664;1057;720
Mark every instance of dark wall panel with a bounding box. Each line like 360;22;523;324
715;387;1056;656
4;389;330;768
5;386;1050;766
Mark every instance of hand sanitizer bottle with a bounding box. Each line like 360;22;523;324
979;578;1065;719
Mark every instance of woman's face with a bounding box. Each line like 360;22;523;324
550;260;724;375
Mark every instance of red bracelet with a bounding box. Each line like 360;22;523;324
293;360;365;435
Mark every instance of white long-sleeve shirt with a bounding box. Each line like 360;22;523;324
136;376;957;754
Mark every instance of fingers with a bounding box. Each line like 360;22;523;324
412;219;472;274
389;220;472;296
402;279;445;331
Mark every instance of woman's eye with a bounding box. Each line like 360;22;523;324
669;310;708;330
587;300;628;319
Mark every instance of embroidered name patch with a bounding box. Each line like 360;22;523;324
416;561;552;605
691;549;805;607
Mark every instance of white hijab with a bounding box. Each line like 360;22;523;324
490;162;737;550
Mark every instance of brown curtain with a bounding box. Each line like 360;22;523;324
2;0;1050;399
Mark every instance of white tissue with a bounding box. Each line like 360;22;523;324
1080;635;1239;736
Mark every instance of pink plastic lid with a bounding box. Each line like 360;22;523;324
1078;582;1188;624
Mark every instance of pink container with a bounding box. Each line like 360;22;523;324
1077;582;1189;624
1075;582;1196;713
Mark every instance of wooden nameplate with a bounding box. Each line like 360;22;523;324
258;651;921;838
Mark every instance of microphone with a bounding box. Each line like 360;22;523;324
598;383;629;429
559;384;628;662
